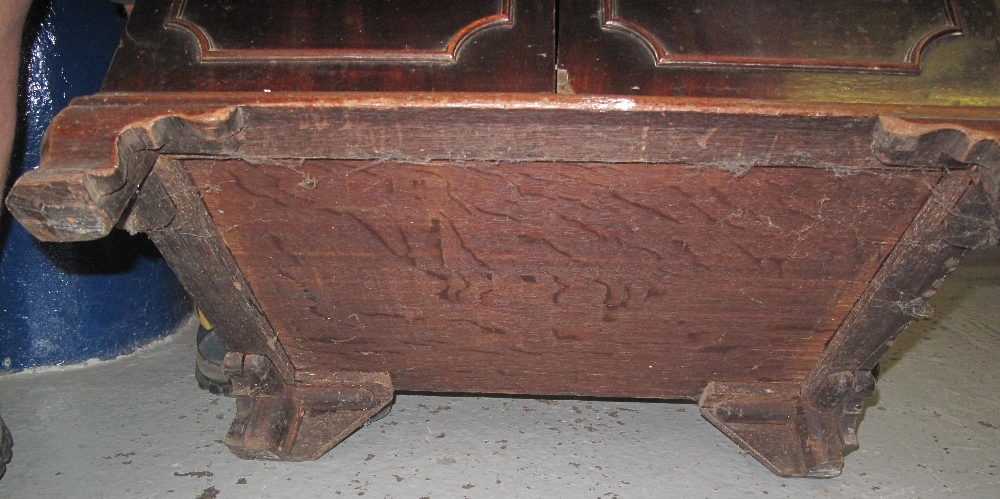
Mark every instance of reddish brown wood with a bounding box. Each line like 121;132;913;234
123;157;296;380
874;116;1000;170
15;93;999;243
7;92;1000;475
701;166;995;478
707;117;1000;478
803;120;1000;400
3;102;246;241
185;158;938;399
700;378;874;478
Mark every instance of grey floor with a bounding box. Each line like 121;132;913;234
1;250;998;499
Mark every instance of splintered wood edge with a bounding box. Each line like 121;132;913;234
874;115;1000;228
5;105;244;242
874;116;1000;169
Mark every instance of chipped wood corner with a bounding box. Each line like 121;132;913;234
873;115;1000;244
4;98;298;383
873;115;1000;169
4;102;245;242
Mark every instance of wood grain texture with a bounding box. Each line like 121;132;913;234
222;353;393;461
803;170;991;395
874;116;1000;170
8;0;1000;472
185;158;938;399
123;157;296;381
700;380;868;478
39;92;1000;175
14;92;975;244
9;94;999;400
103;0;555;93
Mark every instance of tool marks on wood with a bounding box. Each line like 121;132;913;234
185;158;935;399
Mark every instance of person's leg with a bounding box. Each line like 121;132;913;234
1;0;33;197
1;0;34;479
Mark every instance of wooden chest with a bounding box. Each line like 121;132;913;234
7;0;1000;477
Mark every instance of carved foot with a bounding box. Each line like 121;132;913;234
700;375;875;478
221;353;393;461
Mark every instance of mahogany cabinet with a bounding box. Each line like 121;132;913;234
7;0;1000;478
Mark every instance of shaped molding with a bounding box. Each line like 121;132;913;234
600;0;963;73
166;0;514;63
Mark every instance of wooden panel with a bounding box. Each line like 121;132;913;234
103;0;555;92
185;159;937;399
600;0;960;73
167;0;513;62
557;0;1000;105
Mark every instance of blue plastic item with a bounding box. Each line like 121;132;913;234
0;0;192;370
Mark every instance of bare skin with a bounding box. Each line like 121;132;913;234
1;0;34;204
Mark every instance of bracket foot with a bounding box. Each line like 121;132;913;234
222;353;393;461
700;376;874;478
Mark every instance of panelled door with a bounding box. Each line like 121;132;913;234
555;0;999;105
103;0;557;92
105;0;1000;104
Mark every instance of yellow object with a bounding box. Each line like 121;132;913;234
198;309;213;331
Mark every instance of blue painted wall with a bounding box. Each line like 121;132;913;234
0;0;192;370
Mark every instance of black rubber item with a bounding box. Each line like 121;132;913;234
366;399;394;425
0;414;12;480
195;325;233;397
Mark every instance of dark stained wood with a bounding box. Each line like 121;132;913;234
122;157;296;380
185;158;938;398
557;0;1000;105
599;0;960;73
700;379;874;478
16;92;1000;196
168;0;515;63
222;353;393;461
102;0;555;93
3;101;247;241
804;119;1000;400
3;122;157;242
8;95;1000;398
873;116;1000;170
698;144;999;477
224;103;886;168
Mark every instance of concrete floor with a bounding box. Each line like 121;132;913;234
1;250;998;499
